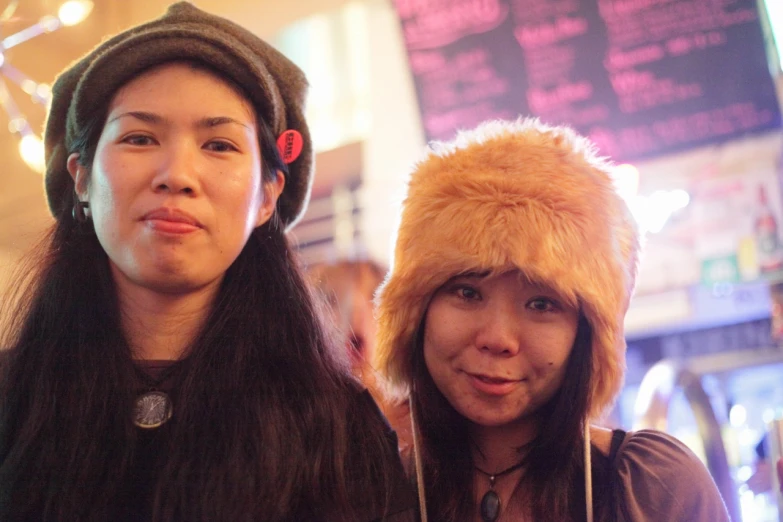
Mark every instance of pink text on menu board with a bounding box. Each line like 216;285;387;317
522;44;576;85
598;0;682;19
514;15;588;49
611;70;702;114
394;0;510;50
412;47;511;126
424;102;514;138
512;0;581;22
589;102;776;159
394;0;781;160
412;48;510;109
600;0;758;48
527;81;593;114
604;29;727;73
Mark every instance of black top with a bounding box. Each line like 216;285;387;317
111;388;416;521
0;355;417;522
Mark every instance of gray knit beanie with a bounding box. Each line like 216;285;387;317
44;1;313;228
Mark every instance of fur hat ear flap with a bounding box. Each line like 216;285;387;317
375;118;641;419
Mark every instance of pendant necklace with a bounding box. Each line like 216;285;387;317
133;363;177;429
475;460;525;522
134;390;173;429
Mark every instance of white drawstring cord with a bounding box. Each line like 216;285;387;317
409;400;428;522
584;422;593;522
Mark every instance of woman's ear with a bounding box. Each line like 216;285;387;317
66;153;89;200
255;170;286;227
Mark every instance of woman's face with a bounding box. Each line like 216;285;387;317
68;62;283;294
423;270;579;428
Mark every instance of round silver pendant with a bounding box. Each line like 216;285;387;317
134;391;173;429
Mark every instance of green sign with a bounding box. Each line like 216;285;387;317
700;255;740;286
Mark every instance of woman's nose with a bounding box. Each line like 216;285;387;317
151;143;200;195
474;303;521;357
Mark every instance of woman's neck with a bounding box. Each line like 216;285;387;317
113;268;221;361
469;418;540;522
470;416;539;473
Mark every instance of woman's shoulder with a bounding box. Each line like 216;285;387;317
614;429;710;470
347;386;419;521
612;429;730;521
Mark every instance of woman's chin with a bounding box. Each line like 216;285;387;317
143;276;207;295
467;414;522;428
115;266;218;296
457;405;524;428
458;401;541;430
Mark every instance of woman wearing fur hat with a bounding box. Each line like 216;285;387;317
376;119;730;521
0;3;414;521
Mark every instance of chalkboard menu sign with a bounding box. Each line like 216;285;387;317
393;0;782;162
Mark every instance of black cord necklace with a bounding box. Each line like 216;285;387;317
475;460;525;522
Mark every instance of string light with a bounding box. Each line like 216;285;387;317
0;0;93;172
58;0;93;27
18;133;44;173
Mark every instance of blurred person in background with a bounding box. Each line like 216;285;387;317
0;3;415;521
375;118;730;522
747;433;783;497
308;260;413;459
747;434;774;495
779;458;783;493
309;260;387;380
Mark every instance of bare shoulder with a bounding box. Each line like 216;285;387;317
589;425;615;456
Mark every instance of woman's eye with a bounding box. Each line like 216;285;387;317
527;298;557;312
204;140;238;152
122;134;155;146
455;286;480;300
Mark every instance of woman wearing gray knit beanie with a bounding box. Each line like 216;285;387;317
0;3;415;521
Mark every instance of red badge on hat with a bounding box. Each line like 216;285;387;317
277;130;304;164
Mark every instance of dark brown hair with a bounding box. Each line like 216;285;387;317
0;61;398;522
411;314;614;521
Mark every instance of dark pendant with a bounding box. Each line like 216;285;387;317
480;489;500;522
134;391;173;429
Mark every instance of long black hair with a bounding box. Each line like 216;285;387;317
0;61;397;522
411;313;614;521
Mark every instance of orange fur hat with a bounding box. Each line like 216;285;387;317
375;118;641;418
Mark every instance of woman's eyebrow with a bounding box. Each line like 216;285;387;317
107;111;251;130
450;270;492;281
197;116;251;130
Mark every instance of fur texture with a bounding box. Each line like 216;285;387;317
376;118;641;418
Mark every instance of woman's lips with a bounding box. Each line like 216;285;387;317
142;208;202;234
146;220;200;234
467;373;522;396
